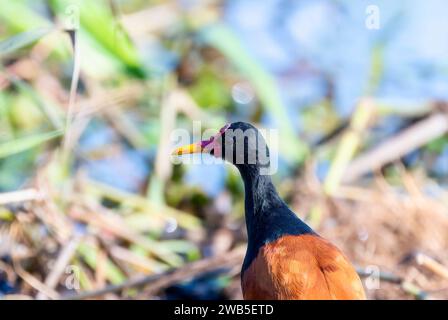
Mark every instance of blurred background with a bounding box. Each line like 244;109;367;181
1;0;448;300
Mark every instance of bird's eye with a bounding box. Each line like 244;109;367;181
209;148;215;156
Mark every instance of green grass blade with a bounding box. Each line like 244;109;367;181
0;27;53;56
9;75;64;129
0;130;63;159
0;0;52;33
77;242;126;285
49;0;144;76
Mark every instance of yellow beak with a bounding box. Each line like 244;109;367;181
171;142;203;155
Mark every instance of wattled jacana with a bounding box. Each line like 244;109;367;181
173;122;366;300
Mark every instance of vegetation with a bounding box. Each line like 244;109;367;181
0;0;448;300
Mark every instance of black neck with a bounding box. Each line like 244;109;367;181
237;164;316;273
237;164;283;239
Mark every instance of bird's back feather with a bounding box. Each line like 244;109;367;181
242;234;366;300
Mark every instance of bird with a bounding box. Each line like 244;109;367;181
172;121;366;300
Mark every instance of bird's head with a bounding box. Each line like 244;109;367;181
172;122;270;172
